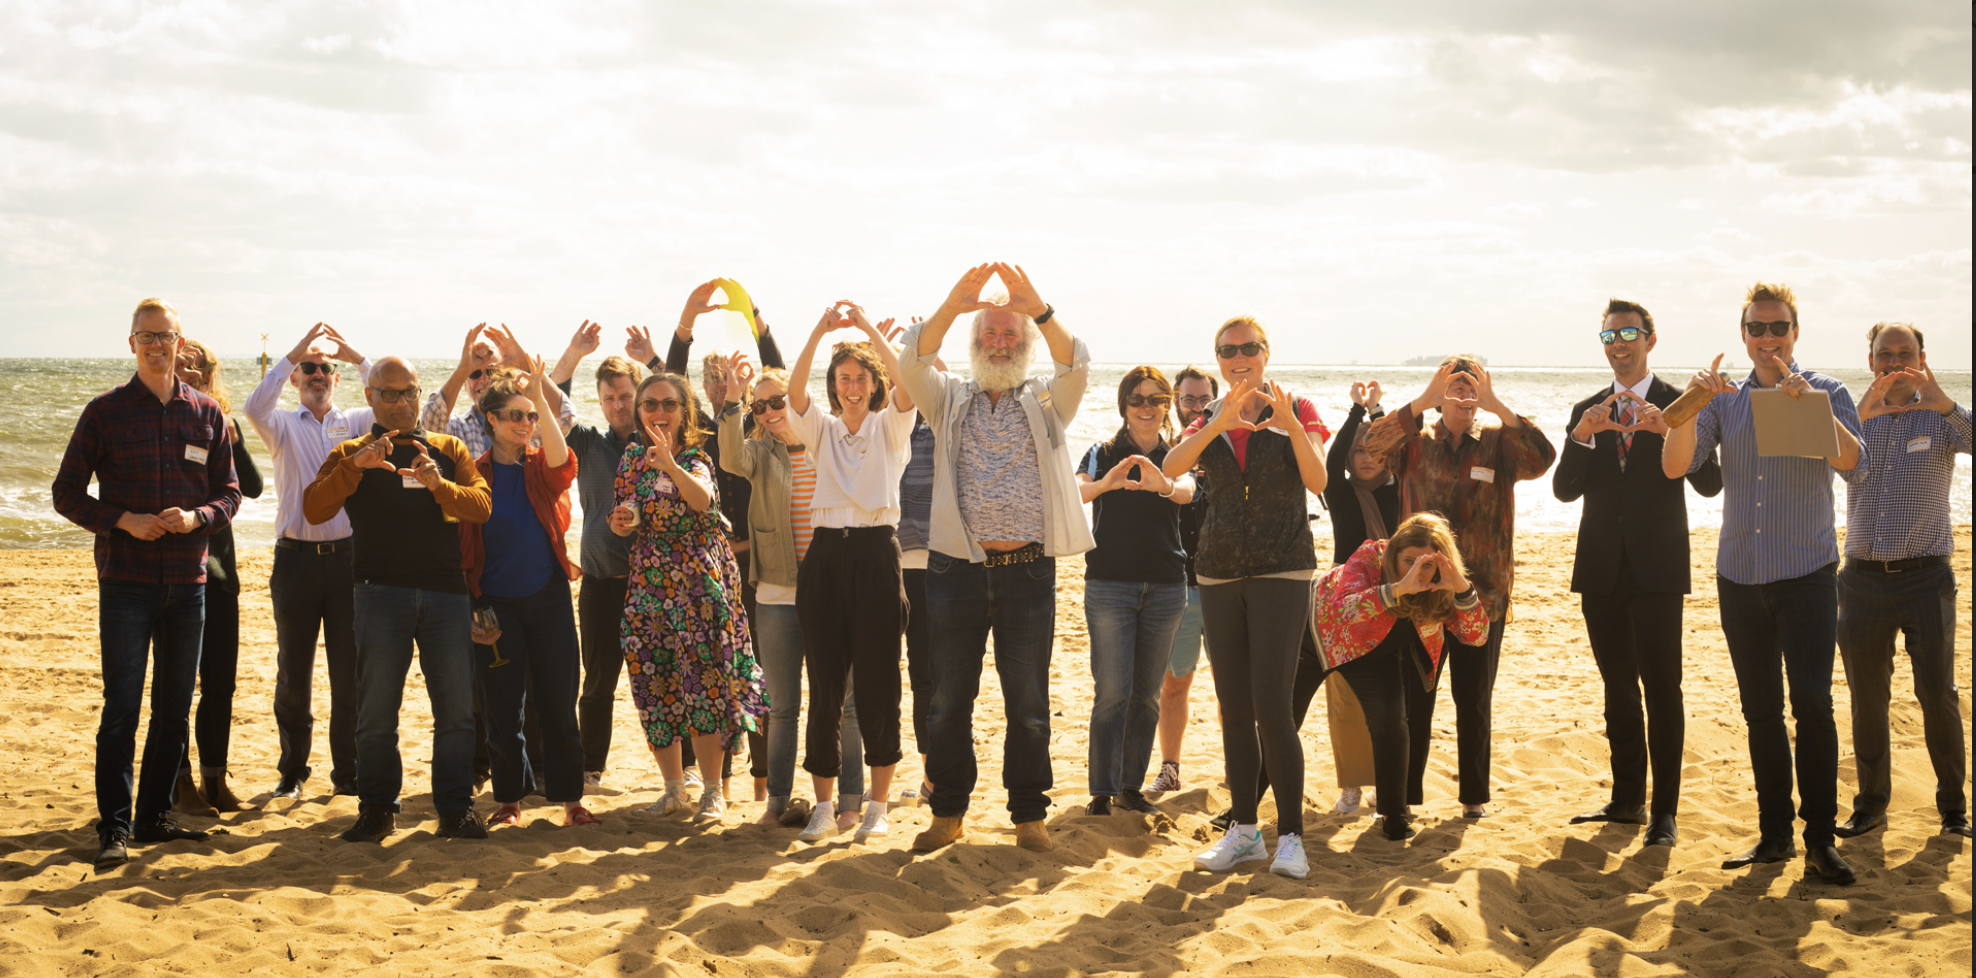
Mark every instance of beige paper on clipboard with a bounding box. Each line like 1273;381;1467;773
1750;388;1840;457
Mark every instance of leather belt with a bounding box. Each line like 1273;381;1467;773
1847;554;1950;574
983;542;1045;568
277;537;353;555
816;526;895;539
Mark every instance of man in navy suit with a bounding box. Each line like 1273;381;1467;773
1553;299;1722;847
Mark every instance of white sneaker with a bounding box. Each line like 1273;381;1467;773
1146;761;1181;801
683;770;704;790
694;786;727;822
1332;787;1363;815
642;785;693;819
798;802;839;843
583;771;604;788
855;806;890;842
1270;834;1309;879
1193;825;1267;872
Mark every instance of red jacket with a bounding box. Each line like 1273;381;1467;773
459;445;579;597
1311;538;1491;684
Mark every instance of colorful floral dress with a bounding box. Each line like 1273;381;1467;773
616;443;767;749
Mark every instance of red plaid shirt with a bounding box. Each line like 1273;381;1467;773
52;374;241;584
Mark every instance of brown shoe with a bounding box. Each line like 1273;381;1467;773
1015;819;1052;852
202;771;253;812
913;814;966;851
777;797;814;829
173;771;217;817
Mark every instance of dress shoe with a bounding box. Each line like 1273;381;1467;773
331;779;360;797
202;772;253;812
1087;796;1113;816
1833;809;1885;839
1015;820;1053;852
1382;814;1416;842
339;805;396;843
272;774;306;799
1720;837;1796;869
94;829;130;868
1804;845;1856;886
1117;789;1158;814
1208;808;1235;832
438;808;488;839
132;815;210;845
1569;802;1646;825
1643;814;1678;847
1942;813;1973;838
912;814;966;852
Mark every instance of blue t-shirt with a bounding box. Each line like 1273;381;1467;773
480;461;557;598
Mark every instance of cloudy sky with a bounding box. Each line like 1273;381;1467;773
1;1;1968;369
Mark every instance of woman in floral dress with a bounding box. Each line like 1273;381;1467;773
609;371;766;822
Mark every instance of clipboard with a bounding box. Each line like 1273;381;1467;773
1750;388;1839;458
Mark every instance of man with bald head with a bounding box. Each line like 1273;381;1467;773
304;357;493;843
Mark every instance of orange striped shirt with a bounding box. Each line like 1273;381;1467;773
788;446;817;562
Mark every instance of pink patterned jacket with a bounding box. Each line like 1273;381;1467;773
1312;539;1492;682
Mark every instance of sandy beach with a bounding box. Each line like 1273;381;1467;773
0;527;1968;977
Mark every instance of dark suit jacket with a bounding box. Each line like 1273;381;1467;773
1553;375;1723;595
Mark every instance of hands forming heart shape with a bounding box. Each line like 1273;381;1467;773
939;262;1051;321
1858;365;1947;420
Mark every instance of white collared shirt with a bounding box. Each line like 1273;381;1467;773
1572;372;1655;449
789;399;914;528
245;356;375;542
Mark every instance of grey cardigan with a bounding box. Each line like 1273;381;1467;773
717;405;799;588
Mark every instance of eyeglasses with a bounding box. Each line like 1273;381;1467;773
297;361;338;375
1215;342;1266;359
368;385;422;404
1124;393;1173;408
1176;395;1213;409
131;330;181;346
490;408;539;424
1599;327;1650;344
750;395;788;415
641;397;685;414
1744;320;1793;338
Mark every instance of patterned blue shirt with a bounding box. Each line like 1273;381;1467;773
1686;364;1867;585
1845;399;1972;560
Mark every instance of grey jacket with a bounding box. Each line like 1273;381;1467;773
717;405;798;588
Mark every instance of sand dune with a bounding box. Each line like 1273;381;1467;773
1;528;1969;976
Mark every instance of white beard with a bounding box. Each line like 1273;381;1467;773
969;341;1036;393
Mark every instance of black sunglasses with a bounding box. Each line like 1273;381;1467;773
1215;341;1266;359
1599;327;1650;344
1124;393;1173;408
750;395;788;415
1744;320;1793;338
489;408;539;424
641;397;685;414
297;361;339;375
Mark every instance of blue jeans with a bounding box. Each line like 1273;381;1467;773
754;602;862;810
97;580;204;839
476;574;585;804
1085;579;1187;796
353;583;477;815
1718;565;1840;848
1166;585;1205;676
924;551;1056;823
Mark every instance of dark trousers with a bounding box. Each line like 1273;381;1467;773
472;672;542;789
1581;552;1687;816
1332;626;1431;821
924;551;1056;823
1445;617;1506;806
903;567;933;752
475;574;585;804
1201;577;1311;836
182;583;239;772
270;544;358;786
97;580;204;839
577;575;629;772
1718;564;1840;848
1838;562;1966;817
1253;626;1327;802
798;527;906;777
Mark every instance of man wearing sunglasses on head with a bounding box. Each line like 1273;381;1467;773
244;322;375;801
1553;299;1722;849
1661;281;1866;885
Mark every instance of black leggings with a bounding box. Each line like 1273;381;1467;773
1201;577;1311;836
1332;624;1437;819
1254;624;1326;802
181;583;239;772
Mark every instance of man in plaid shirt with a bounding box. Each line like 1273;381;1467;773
52;298;242;868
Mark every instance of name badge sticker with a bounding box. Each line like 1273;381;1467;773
325;425;350;442
402;474;425;489
1907;435;1932;454
184;444;209;465
1469;466;1496;483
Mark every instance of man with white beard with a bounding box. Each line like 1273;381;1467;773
896;262;1095;854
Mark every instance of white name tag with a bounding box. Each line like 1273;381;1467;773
184;444;208;465
1469;466;1495;483
402;474;426;489
325;426;350;441
1907;436;1932;454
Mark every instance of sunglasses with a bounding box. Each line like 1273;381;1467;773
297;361;339;375
368;385;422;404
131;330;181;346
1599;327;1650;344
750;395;788;415
1744;320;1793;338
469;368;493;381
490;408;539;424
641;397;685;414
1124;393;1173;408
1215;342;1266;359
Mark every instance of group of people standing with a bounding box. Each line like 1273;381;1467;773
56;275;1968;893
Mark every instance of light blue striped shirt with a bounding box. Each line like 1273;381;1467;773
1686;364;1867;585
1845;399;1972;560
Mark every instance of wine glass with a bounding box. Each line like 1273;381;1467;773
473;606;509;668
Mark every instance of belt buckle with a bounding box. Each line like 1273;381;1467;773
316;541;337;555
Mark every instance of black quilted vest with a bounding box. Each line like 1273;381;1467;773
1192;402;1318;580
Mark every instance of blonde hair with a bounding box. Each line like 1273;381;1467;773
595;355;643;387
179;338;229;416
1380;513;1470;625
1214;315;1269;349
1742;281;1799;326
701;351;727;377
131;297;180;332
747;368;791;440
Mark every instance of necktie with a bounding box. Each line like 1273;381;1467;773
1616;397;1636;473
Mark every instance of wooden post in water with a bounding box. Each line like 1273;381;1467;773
259;334;270;378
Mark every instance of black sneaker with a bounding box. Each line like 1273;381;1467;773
331;779;360;797
1088;795;1114;816
95;829;130;868
132;815;210;845
438;808;488;839
339;805;397;843
1117;790;1157;814
272;773;306;799
1209;807;1235;831
1382;814;1416;842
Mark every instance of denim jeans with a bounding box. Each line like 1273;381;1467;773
1085;579;1187;796
96;580;205;840
1718;565;1840;848
1166;585;1205;677
1838;563;1965;817
476;574;585;804
754;602;862;810
903;567;933;749
352;583;477;815
924;551;1056;824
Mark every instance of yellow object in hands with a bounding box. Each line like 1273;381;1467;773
714;278;759;339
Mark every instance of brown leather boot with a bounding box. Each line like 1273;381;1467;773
912;814;966;851
1015;819;1053;852
202;771;253;812
173;770;217;817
